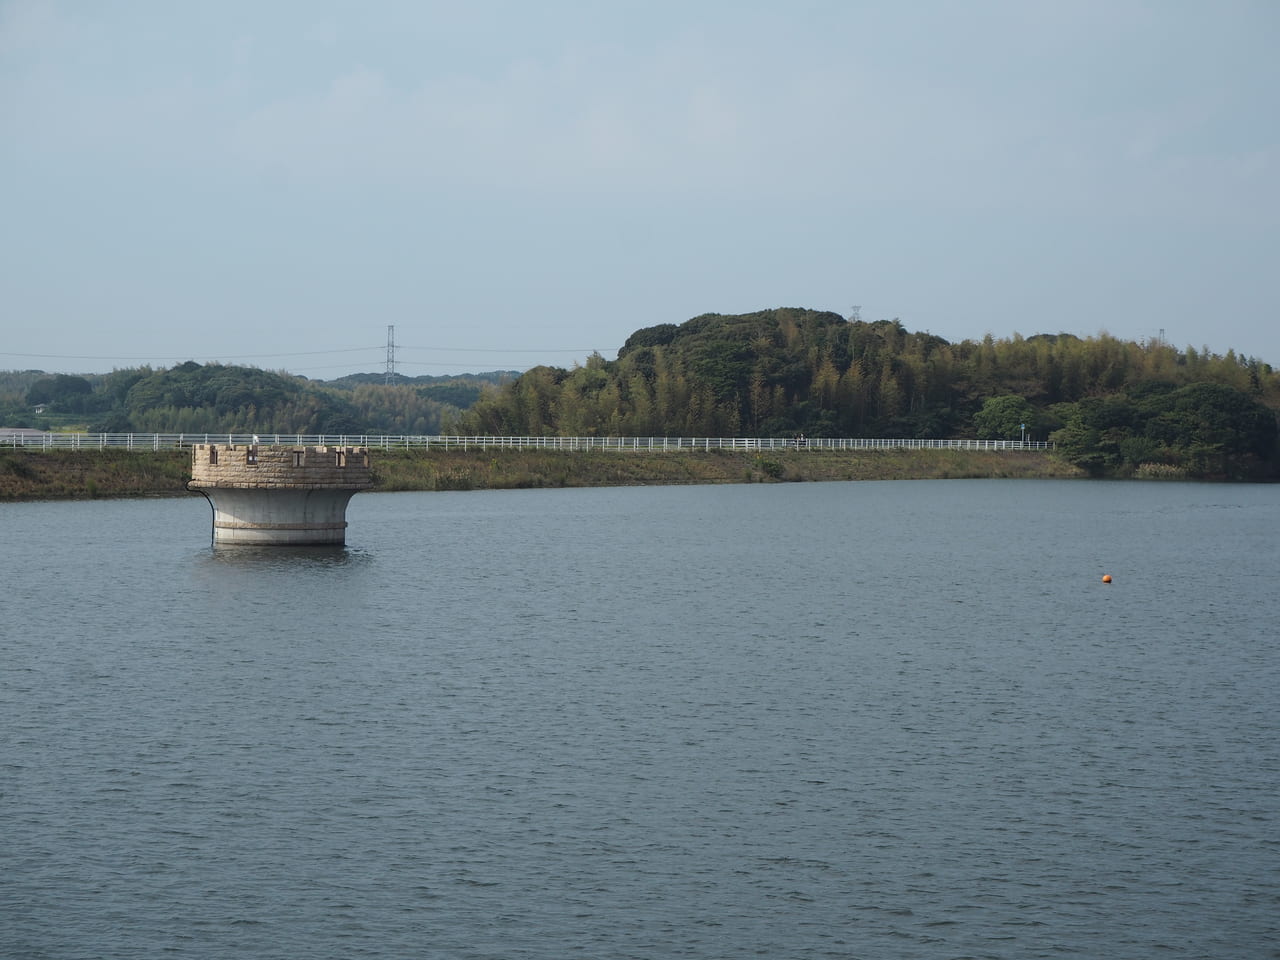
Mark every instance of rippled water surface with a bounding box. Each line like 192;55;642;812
3;479;1278;959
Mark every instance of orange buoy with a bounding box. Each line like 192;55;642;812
1102;574;1112;584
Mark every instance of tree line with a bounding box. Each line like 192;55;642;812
5;308;1277;478
452;308;1279;478
0;363;512;438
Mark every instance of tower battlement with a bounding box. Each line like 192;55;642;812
188;445;373;545
189;444;373;489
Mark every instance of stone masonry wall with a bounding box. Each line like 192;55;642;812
190;445;373;489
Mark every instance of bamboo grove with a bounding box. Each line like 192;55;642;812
454;308;1280;478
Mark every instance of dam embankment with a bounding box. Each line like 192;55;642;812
0;447;1083;502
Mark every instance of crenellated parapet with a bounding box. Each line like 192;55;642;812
188;445;373;545
190;444;373;489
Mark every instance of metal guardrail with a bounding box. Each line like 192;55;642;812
0;432;1054;452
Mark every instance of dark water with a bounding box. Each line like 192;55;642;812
2;479;1278;959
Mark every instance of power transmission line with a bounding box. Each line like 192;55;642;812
385;325;396;384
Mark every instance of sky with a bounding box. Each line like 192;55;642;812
2;0;1278;379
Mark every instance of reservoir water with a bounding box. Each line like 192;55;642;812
2;479;1277;959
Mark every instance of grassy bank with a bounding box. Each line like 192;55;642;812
371;447;1082;490
0;447;1084;501
0;449;192;501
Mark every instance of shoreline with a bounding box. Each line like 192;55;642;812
3;447;1087;502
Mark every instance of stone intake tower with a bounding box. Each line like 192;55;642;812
188;444;373;545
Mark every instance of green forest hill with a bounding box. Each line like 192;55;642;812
0;366;512;438
4;308;1278;480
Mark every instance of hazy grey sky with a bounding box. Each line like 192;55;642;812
3;0;1277;377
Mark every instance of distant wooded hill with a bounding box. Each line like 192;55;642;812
452;308;1278;479
4;308;1277;478
0;364;517;437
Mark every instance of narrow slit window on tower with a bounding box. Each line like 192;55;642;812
293;451;304;467
336;450;347;468
247;446;257;465
209;447;218;465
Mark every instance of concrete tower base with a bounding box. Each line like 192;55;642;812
189;444;373;546
197;486;363;545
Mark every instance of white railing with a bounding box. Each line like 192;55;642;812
0;432;1054;452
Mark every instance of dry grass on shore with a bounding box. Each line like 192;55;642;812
0;449;191;501
370;447;1083;491
0;447;1083;502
